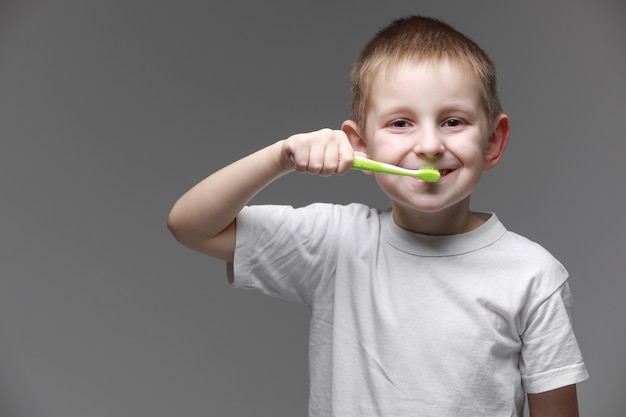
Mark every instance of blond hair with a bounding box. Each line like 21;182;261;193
350;16;502;131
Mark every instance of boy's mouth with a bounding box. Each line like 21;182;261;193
437;169;453;177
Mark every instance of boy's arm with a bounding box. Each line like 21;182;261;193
167;140;290;261
167;129;353;262
527;384;580;417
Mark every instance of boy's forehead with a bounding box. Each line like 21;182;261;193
373;57;473;83
369;58;481;98
362;57;488;128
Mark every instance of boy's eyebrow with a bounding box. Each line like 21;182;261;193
439;103;478;116
433;95;483;115
374;105;414;117
373;101;480;119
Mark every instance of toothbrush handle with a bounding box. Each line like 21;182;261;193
352;155;405;175
290;153;392;173
352;155;382;171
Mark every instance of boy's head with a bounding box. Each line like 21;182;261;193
350;16;502;132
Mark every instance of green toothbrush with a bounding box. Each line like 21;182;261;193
351;155;441;183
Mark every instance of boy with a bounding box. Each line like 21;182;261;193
168;16;588;416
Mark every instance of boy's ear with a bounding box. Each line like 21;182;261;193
341;120;368;155
483;114;510;170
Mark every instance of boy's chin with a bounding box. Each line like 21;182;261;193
391;201;446;216
391;195;472;216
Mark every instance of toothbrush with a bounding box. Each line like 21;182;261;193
351;155;441;183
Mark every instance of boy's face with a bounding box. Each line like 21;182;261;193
354;59;507;232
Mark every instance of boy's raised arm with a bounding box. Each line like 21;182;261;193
167;129;354;262
167;140;290;261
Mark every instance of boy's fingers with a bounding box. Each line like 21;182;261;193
307;144;325;175
320;130;352;176
285;128;354;176
337;140;355;175
317;145;338;177
284;131;314;173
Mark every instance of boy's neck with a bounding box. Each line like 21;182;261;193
391;202;488;236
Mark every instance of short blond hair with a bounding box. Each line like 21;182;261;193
351;16;502;131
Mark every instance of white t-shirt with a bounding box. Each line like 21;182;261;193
229;203;588;417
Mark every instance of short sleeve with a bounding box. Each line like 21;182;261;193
228;203;344;305
519;282;589;393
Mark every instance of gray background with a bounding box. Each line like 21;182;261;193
1;0;624;416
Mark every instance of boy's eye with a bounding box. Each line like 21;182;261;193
443;118;464;127
390;120;409;128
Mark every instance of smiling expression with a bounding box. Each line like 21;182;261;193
354;59;505;233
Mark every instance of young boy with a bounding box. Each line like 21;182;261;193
168;15;588;416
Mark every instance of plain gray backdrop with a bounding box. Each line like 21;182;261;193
1;0;624;416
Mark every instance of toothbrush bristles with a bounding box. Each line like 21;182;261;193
419;166;441;183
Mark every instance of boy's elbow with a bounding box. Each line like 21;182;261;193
166;212;181;241
166;208;192;246
166;210;235;261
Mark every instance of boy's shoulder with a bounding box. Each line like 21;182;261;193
501;228;565;267
496;227;569;293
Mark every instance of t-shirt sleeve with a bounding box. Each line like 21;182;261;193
228;203;346;306
519;281;589;393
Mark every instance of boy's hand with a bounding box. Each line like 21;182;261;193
168;127;359;261
281;128;355;177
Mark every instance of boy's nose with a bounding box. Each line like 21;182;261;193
413;129;445;159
